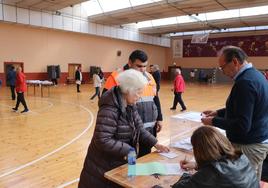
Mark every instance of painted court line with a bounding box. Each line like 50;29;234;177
56;178;79;188
0;99;54;119
0;102;94;179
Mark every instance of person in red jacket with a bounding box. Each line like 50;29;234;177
13;67;29;113
170;68;187;111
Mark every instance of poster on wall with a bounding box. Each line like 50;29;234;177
173;39;183;58
183;35;268;57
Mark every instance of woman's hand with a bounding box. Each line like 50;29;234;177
180;160;197;171
154;143;170;153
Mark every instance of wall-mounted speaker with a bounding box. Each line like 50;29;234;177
117;50;121;56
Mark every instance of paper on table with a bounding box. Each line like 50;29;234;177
171;137;193;151
171;111;202;122
164;163;184;175
128;162;165;176
128;162;184;176
159;152;178;159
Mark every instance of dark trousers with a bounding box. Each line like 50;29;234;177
172;92;186;110
90;87;100;100
77;84;80;92
52;79;57;85
10;85;16;100
15;92;28;110
138;127;156;158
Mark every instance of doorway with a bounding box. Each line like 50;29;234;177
4;62;24;86
67;64;81;84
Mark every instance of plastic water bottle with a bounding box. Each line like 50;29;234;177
127;147;136;178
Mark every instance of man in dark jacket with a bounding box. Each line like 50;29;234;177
150;64;161;93
75;66;82;92
201;46;268;180
7;66;16;100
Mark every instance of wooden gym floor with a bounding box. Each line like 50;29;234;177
0;82;231;188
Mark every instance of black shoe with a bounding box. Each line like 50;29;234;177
21;109;29;113
170;107;176;110
77;91;81;93
12;107;18;111
181;108;187;112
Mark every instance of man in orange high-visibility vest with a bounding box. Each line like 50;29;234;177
102;50;163;157
102;70;119;94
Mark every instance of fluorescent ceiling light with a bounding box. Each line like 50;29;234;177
81;0;163;17
152;17;177;26
98;0;130;12
130;0;161;7
170;25;268;36
136;5;268;29
81;0;103;16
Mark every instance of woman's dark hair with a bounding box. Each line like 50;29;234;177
191;126;240;168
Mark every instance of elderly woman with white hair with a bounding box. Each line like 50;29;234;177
79;69;169;188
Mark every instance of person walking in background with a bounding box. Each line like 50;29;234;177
13;67;29;113
75;66;82;93
7;66;16;100
90;68;102;100
170;69;186;111
190;69;195;82
98;67;104;80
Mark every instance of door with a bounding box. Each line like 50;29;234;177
4;62;24;86
68;64;81;79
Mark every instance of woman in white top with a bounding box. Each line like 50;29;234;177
90;69;102;100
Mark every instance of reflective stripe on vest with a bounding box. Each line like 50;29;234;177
143;121;156;129
136;96;154;103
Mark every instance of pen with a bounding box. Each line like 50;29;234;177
184;155;187;162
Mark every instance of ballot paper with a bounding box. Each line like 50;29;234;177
170;137;193;151
171;111;202;122
171;111;226;136
128;162;183;176
159;152;178;159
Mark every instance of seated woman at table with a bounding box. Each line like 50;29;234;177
173;126;259;188
78;69;169;188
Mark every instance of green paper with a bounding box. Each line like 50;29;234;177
128;162;166;176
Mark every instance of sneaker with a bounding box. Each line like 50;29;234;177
12;108;18;111
180;108;187;112
21;109;29;113
170;107;176;110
